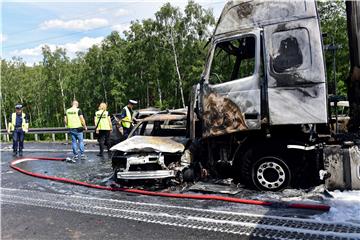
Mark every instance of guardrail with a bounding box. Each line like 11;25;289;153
0;126;97;142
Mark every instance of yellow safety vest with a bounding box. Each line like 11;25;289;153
121;106;132;129
9;112;28;132
66;107;82;129
95;110;111;130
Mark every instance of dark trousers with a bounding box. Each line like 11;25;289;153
97;130;110;153
12;129;25;152
123;127;132;139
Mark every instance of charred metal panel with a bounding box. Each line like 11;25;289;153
214;0;317;37
266;20;325;87
110;136;186;153
201;84;250;137
141;114;187;122
201;30;261;138
264;18;328;125
324;145;360;190
323;145;347;190
268;85;326;124
272;32;304;73
228;89;261;129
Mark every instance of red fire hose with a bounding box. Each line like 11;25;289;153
10;157;330;211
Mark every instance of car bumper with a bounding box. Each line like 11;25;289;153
117;170;176;180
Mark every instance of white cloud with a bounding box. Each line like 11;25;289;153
114;9;130;17
11;36;104;58
0;34;7;43
66;36;104;53
111;23;131;33
40;18;109;31
97;7;107;12
14;46;43;57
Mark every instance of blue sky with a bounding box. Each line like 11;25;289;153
1;1;225;66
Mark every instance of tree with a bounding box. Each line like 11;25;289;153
155;3;187;108
317;0;349;97
1;1;216;128
345;0;360;132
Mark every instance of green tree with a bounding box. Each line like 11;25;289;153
42;46;70;126
317;0;349;97
1;1;216;129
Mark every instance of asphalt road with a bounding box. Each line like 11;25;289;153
1;142;359;240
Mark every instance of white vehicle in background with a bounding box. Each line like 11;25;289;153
330;100;350;133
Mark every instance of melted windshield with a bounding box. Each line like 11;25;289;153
129;119;186;137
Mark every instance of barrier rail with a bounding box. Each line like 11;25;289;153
0;127;96;142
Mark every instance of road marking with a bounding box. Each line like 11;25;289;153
1;187;359;239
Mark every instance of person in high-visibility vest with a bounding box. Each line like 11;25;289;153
64;100;88;162
119;99;137;138
7;104;29;156
94;102;112;156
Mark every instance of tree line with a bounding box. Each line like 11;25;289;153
1;1;350;129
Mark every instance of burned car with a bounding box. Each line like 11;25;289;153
110;113;192;182
109;107;160;147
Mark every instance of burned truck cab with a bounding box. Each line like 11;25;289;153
192;0;328;191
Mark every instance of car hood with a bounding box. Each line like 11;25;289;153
110;136;188;153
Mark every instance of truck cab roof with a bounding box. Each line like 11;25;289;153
214;0;318;37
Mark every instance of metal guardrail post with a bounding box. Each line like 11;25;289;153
52;134;56;142
34;134;39;141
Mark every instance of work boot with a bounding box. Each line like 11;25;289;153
96;152;103;157
12;150;17;157
80;154;87;160
65;157;76;163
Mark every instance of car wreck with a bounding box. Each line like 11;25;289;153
110;113;192;181
109;107;161;147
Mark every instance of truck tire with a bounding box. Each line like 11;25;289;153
251;156;291;191
240;147;291;191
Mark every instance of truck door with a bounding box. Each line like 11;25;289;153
263;19;328;125
200;30;262;138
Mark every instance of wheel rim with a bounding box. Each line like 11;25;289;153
255;158;287;190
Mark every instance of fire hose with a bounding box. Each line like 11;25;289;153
10;157;330;211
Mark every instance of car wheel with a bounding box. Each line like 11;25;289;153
251;156;291;191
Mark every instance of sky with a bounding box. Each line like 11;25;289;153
1;0;225;66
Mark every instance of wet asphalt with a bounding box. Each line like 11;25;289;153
0;142;334;240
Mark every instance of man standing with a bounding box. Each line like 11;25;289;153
119;100;137;139
94;102;112;156
64;100;87;161
7;104;29;157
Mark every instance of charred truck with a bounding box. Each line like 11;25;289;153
188;0;360;191
112;0;360;191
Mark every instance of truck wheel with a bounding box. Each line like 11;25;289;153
251;156;291;191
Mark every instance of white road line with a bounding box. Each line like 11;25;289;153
2;196;357;239
1;187;359;239
0;187;353;227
